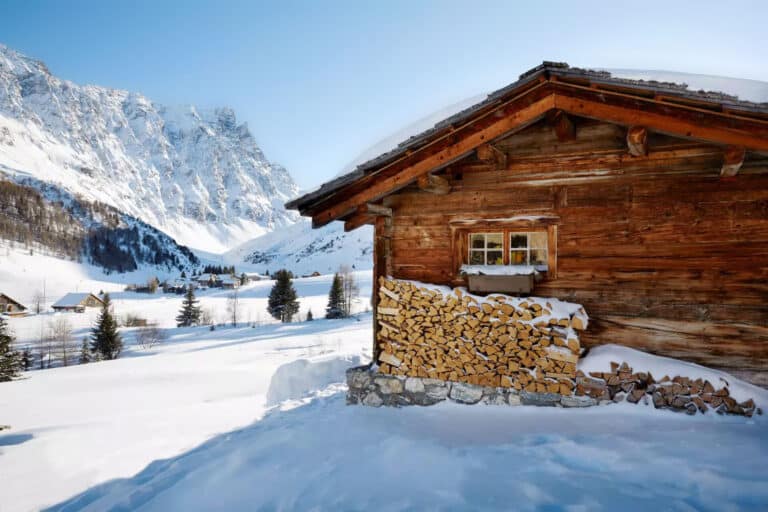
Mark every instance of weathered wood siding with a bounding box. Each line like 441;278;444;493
380;121;768;386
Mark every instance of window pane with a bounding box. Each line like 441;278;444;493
530;248;548;267
470;234;485;249
486;233;503;249
530;231;548;249
510;234;528;249
487;251;503;265
469;250;485;265
510;250;527;265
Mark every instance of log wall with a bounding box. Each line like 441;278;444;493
377;121;768;386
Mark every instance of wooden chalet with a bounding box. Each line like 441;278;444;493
52;292;104;313
287;62;768;388
0;293;27;316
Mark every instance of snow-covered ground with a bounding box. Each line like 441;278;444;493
2;263;767;511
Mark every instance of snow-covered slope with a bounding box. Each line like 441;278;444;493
226;219;373;275
0;44;298;253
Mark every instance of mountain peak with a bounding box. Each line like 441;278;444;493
0;44;299;253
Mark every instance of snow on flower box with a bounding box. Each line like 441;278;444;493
460;264;538;295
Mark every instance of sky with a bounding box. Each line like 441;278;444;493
0;0;766;190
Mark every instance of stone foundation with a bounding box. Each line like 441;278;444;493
346;365;597;408
347;363;761;416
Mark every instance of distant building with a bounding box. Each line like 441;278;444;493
0;293;27;316
218;275;241;289
52;293;104;313
163;281;188;294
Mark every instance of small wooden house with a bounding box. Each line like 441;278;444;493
52;293;104;313
287;63;768;388
0;293;27;316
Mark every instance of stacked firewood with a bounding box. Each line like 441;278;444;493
376;278;588;393
578;361;760;416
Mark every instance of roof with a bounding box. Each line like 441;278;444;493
0;293;26;308
52;293;102;308
286;61;768;220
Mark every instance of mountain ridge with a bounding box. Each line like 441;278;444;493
0;43;299;253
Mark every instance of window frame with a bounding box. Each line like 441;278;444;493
450;219;558;283
468;232;505;266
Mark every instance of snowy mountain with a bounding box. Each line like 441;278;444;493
226;220;373;276
0;44;299;253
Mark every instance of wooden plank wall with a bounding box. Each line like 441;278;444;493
380;120;768;386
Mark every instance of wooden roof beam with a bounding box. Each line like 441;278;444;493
721;146;746;177
417;173;451;195
627;126;648;157
310;93;556;227
550;109;576;141
553;88;768;151
341;202;392;232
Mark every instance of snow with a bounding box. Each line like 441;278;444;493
0;266;766;510
225;218;373;276
460;264;539;276
265;354;366;406
608;69;768;104
0;45;299;253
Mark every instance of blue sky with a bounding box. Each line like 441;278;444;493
1;0;766;189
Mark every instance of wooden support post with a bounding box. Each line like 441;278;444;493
417;173;451;195
627;126;648;157
720;146;745;177
372;216;392;362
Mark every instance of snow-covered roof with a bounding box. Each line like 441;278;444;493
52;292;100;308
0;293;26;308
287;61;768;215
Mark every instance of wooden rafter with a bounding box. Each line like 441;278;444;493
305;80;768;227
552;85;768;151
417;173;451;195
310;93;556;227
550;109;575;141
626;126;648;157
342;203;393;232
721;146;746;177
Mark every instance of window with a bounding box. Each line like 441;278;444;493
509;231;548;270
469;233;504;265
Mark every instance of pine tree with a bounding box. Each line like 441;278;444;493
176;287;201;327
90;293;122;360
0;316;22;382
79;337;90;364
325;273;344;319
21;347;32;371
267;269;299;322
306;309;314;321
180;270;187;279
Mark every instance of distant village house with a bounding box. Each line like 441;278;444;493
52;293;104;313
0;293;27;316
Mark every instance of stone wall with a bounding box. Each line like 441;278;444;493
376;278;588;393
347;365;596;408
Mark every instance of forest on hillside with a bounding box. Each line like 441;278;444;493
0;179;199;272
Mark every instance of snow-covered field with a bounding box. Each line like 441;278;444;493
2;264;767;511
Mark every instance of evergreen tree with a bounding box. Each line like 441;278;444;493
90;293;122;360
306;309;314;321
79;337;90;364
180;270;187;279
0;316;22;382
21;347;32;371
176;286;201;327
325;273;344;319
267;269;300;322
240;272;248;285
